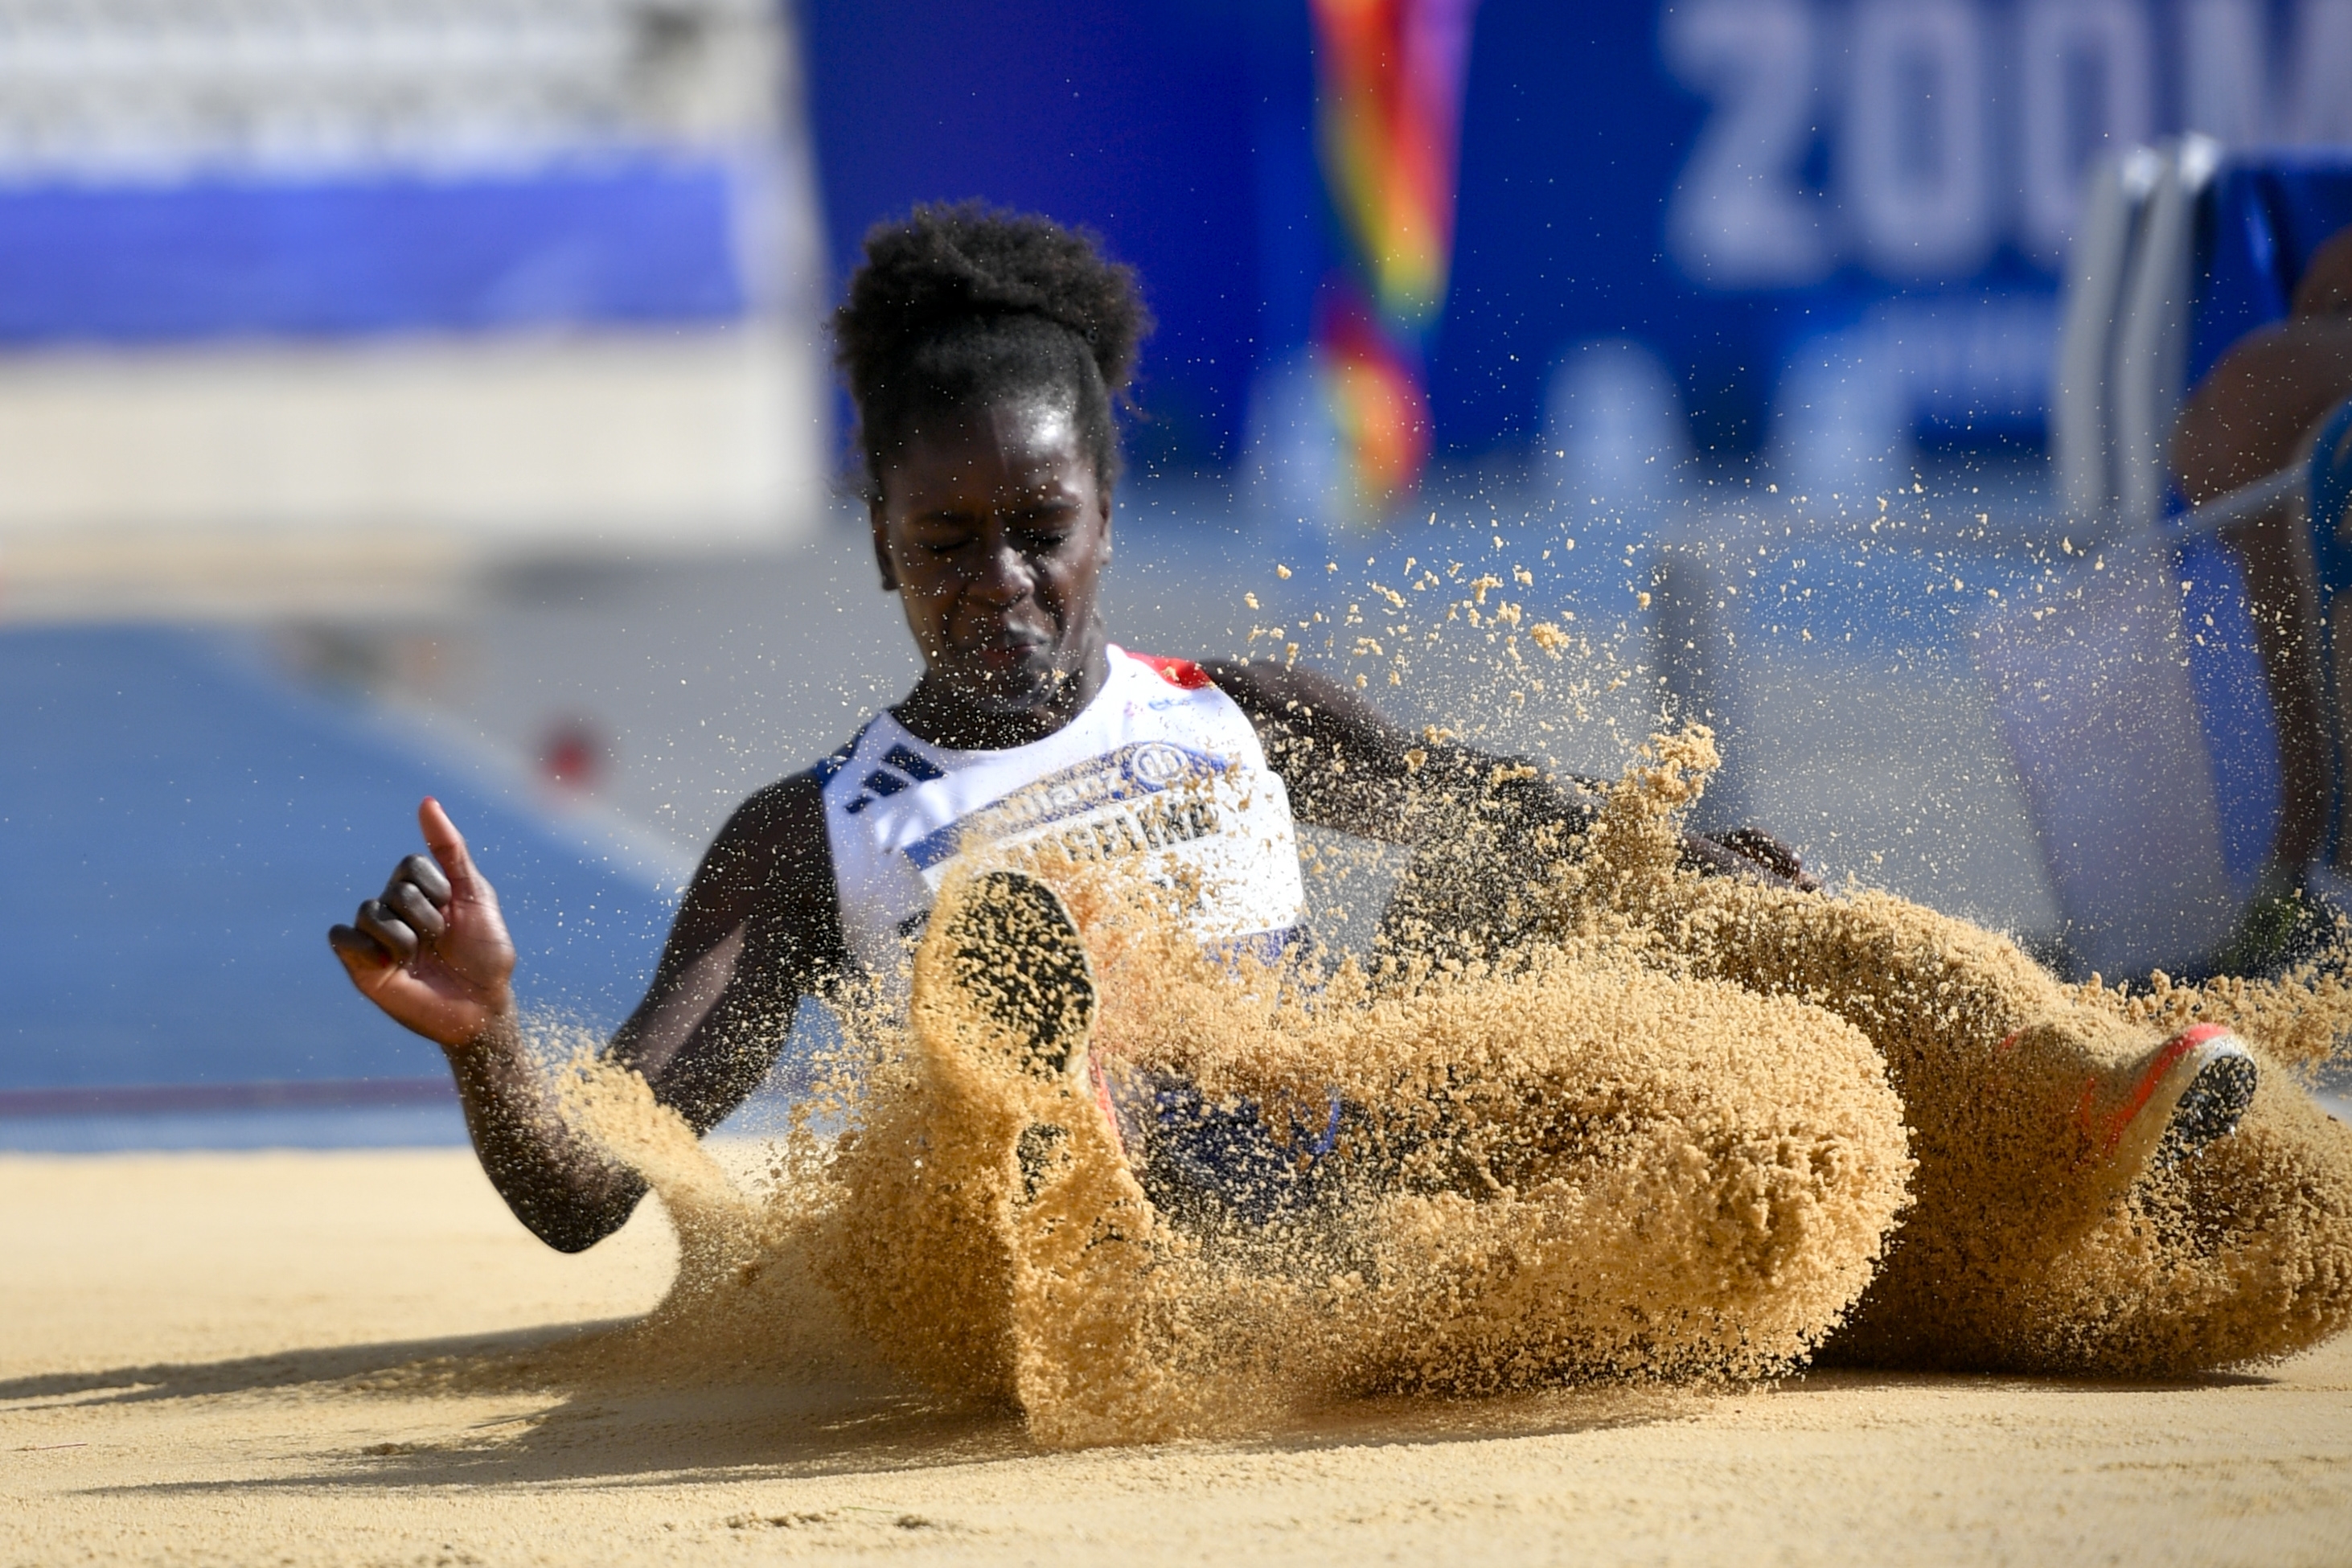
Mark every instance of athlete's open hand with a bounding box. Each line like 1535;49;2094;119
329;798;517;1048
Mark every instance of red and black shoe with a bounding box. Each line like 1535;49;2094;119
2075;1023;2259;1175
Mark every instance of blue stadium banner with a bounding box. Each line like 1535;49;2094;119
802;0;2352;467
0;162;750;345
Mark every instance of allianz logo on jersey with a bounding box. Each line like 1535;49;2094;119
1128;741;1195;787
902;742;1229;872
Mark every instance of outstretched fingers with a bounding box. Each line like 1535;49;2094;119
417;797;483;901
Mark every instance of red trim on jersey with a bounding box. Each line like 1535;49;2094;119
1126;651;1214;690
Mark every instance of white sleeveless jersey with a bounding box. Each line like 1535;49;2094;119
818;646;1307;986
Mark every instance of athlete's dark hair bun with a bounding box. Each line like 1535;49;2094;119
835;202;1154;498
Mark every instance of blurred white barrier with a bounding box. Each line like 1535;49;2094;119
2112;136;2223;529
0;327;816;544
2051;147;2162;520
1649;541;1752;835
0;0;787;174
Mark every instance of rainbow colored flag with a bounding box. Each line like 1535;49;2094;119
1309;0;1480;511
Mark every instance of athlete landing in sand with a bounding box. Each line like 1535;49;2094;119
332;206;2305;1373
325;203;1741;1248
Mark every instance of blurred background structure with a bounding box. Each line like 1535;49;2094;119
0;0;827;618
6;0;2352;1148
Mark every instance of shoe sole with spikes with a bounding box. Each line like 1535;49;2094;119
926;870;1109;1198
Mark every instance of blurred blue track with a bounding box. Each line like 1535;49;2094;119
0;626;680;1149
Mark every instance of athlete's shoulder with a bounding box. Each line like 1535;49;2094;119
1197;657;1356;717
1120;649;1217;691
712;767;831;868
661;765;838;961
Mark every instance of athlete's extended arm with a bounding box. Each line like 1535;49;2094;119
329;778;845;1252
1207;658;1812;885
1205;659;1599;847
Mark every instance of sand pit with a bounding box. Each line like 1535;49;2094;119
6;1145;2352;1567
17;734;2352;1564
18;740;2352;1564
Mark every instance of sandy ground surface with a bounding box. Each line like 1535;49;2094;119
6;1147;2352;1567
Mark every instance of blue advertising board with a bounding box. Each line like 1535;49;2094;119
799;0;1283;470
0;162;749;345
1450;0;2348;459
0;6;781;348
801;0;2352;470
0;2;2341;468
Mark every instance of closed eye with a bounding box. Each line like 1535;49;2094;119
907;515;977;554
1010;500;1082;548
904;498;1083;556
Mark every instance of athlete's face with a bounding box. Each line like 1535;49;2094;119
872;393;1111;743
